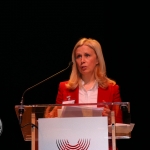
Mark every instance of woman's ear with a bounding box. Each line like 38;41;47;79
96;58;99;65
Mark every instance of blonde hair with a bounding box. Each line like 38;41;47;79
66;38;116;90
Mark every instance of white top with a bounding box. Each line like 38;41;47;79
79;80;98;104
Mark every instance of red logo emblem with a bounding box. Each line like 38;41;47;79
56;139;90;150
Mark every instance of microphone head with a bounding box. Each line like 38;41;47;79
69;61;73;66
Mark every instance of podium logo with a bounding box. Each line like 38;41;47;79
0;118;3;136
56;139;90;150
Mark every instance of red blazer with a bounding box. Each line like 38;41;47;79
56;81;122;123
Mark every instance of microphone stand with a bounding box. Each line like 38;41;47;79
18;62;73;125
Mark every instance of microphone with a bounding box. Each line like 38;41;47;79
18;61;73;125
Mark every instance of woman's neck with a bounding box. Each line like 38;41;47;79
81;75;96;91
81;74;95;85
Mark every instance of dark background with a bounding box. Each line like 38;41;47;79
0;1;139;150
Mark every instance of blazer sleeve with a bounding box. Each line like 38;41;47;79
112;84;123;123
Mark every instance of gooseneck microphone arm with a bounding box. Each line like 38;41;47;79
18;61;73;125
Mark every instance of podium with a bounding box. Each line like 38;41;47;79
15;102;134;150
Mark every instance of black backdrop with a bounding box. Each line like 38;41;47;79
0;1;138;150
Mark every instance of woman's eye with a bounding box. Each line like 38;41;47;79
85;54;90;57
76;55;81;59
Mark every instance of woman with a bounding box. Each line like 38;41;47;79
54;37;122;123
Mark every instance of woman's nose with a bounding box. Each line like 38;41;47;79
81;56;85;63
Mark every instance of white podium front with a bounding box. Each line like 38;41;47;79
38;117;108;150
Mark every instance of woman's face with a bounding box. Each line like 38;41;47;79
75;45;98;76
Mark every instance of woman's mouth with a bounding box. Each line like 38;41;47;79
81;66;87;71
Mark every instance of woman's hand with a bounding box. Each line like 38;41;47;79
102;106;111;116
44;106;58;118
102;101;111;124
